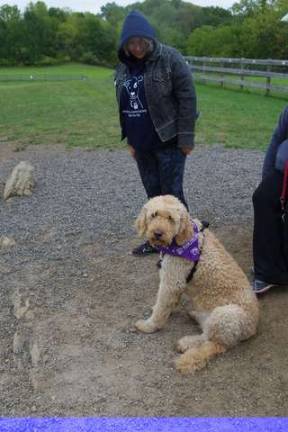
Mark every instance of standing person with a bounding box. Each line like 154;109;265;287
115;10;197;256
252;106;288;293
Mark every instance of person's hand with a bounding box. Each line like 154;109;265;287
128;145;136;159
181;147;193;156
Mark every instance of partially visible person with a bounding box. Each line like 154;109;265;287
114;10;197;256
252;106;288;293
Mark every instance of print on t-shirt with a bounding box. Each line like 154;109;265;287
123;75;147;116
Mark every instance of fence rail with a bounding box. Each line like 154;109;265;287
185;56;288;95
0;74;88;82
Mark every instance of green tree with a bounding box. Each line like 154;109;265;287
186;23;243;57
100;2;126;26
23;1;57;63
239;9;287;58
231;0;276;16
77;13;117;65
0;5;23;64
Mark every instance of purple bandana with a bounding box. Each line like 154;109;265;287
156;221;200;262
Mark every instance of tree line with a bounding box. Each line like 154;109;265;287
0;0;288;67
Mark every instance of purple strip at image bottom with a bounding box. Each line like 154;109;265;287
0;417;287;432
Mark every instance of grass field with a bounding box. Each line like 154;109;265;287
0;63;287;151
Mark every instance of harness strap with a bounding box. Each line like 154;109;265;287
186;220;209;283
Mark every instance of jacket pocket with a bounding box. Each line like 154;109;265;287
152;70;172;95
152;70;171;82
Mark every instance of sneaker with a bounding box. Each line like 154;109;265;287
252;279;274;294
132;241;158;256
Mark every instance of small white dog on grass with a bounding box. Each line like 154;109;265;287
134;195;259;374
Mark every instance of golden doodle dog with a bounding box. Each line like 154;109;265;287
134;195;259;374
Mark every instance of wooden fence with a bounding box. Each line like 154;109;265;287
185;56;288;95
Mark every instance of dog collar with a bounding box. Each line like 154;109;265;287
156;221;200;262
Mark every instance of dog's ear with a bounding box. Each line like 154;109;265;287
175;209;193;245
135;206;148;237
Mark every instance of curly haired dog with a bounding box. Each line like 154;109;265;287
134;195;259;374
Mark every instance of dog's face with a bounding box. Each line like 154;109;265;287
135;195;193;247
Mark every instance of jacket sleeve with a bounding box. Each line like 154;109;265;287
115;64;127;142
262;107;288;179
171;50;197;150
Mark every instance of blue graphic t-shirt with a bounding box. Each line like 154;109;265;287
120;65;161;152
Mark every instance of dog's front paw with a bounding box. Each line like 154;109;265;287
175;353;199;375
135;319;159;333
176;336;193;353
176;335;205;353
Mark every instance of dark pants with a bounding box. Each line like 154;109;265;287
252;169;288;285
135;147;188;209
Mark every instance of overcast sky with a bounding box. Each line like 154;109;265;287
1;0;235;14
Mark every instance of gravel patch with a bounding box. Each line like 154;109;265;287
0;145;263;245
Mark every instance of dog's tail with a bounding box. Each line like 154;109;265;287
175;341;226;374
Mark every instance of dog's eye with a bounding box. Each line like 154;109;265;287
168;215;174;223
151;212;158;218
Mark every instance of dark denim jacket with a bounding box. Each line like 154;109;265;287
115;42;197;149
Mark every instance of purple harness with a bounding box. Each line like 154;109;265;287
156;221;201;262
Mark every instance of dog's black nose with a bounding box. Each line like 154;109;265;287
154;231;162;240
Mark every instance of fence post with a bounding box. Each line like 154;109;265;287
202;59;206;84
266;61;271;96
240;58;244;90
220;60;224;88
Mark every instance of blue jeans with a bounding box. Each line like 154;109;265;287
135;147;188;209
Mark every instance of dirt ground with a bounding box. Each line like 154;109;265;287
1;146;288;417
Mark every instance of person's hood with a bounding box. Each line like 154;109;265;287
118;10;156;64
